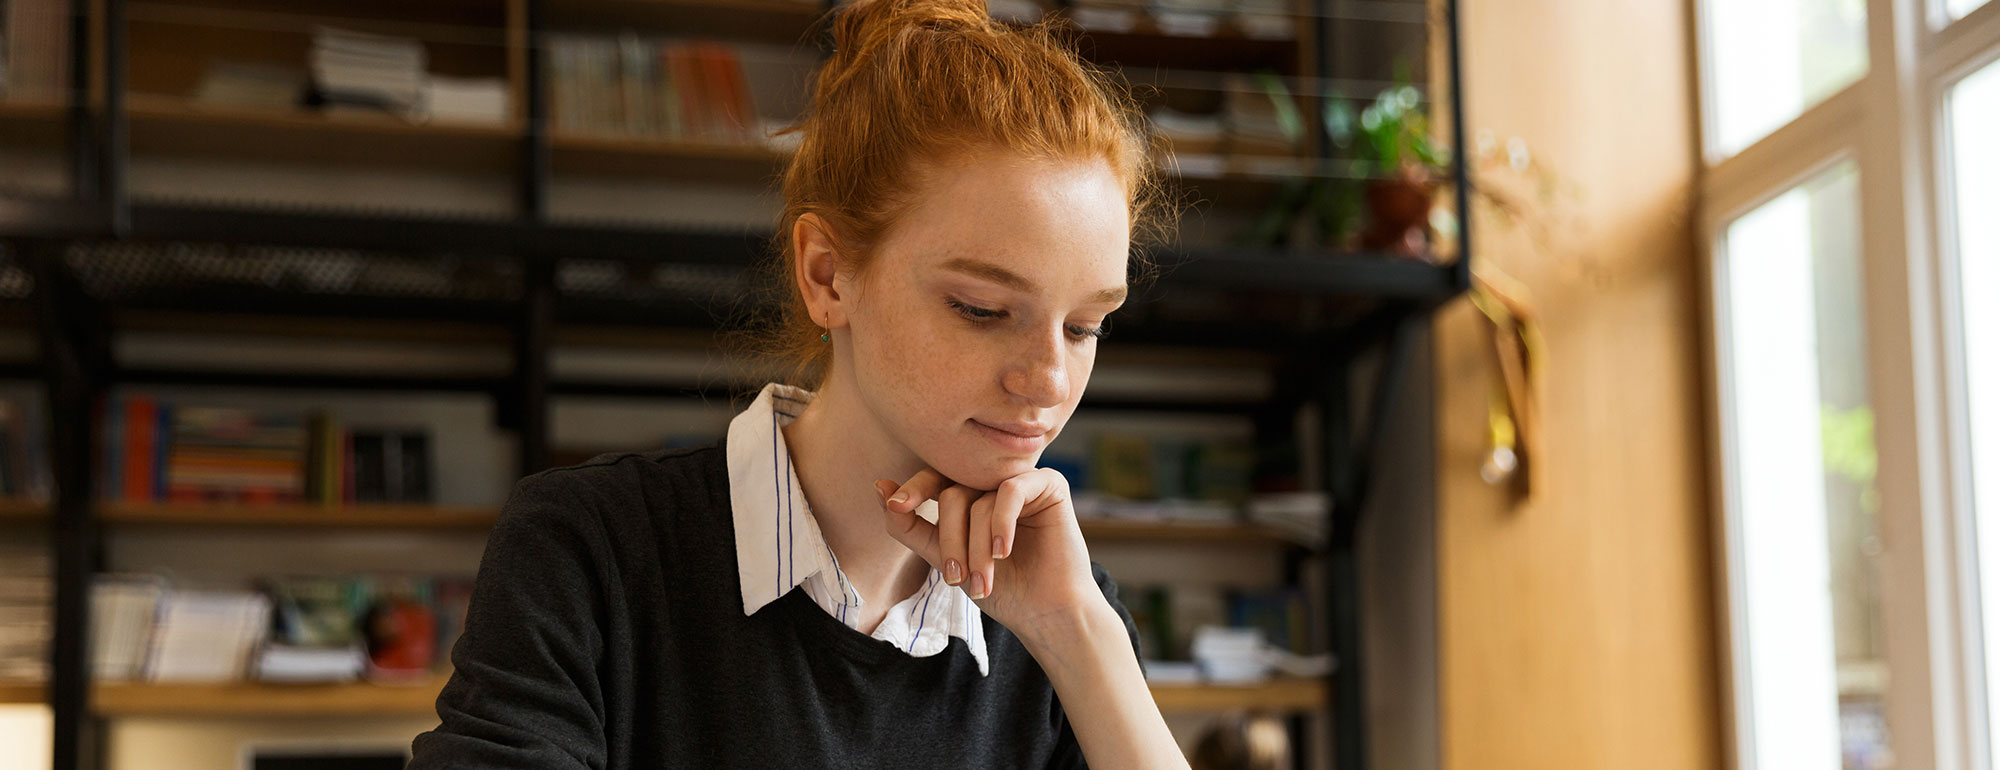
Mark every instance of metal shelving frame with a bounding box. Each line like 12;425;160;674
1;0;1471;768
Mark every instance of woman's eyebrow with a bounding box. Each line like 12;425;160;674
938;257;1127;304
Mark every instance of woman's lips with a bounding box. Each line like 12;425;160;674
971;419;1046;452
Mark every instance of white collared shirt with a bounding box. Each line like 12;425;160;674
725;382;990;675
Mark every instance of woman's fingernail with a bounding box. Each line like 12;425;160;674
970;572;987;599
992;536;1005;559
889;491;908;505
945;559;962;585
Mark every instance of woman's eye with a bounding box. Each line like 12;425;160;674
949;298;1108;342
947;299;1004;322
1067;324;1108;341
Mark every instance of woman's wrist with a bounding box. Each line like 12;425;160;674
1014;594;1124;662
1015;594;1190;769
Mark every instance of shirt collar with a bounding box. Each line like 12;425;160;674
724;382;989;674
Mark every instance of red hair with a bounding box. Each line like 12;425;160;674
728;0;1174;391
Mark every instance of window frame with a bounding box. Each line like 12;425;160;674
1695;0;2000;769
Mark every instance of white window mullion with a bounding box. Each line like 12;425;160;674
1934;1;2000;77
1858;0;1966;769
1699;86;1863;231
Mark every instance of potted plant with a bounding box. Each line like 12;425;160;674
1233;74;1571;264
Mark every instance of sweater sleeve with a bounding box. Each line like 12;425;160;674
1045;561;1148;770
407;471;611;770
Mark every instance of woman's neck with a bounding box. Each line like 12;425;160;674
779;377;934;631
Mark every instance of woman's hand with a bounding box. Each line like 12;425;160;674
873;468;1105;635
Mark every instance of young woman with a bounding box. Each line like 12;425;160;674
407;0;1185;766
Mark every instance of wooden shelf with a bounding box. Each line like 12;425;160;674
1077;518;1295;545
4;97;1304;198
99;501;502;530
0;99;68;148
93;673;453;717
125;96;520;173
1149;676;1326;713
549;131;788;181
0;681;44;706
57;502;1296;545
1066;26;1299;74
543;0;825;44
0;497;49;525
60;673;1322;716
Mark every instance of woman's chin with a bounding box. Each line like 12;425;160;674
935;452;1043;492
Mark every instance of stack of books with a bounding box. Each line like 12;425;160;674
144;589;272;682
308;26;427;121
988;0;1052;23
256;575;368;683
0;396;50;501
191;61;308;111
1247;490;1329;546
1152;0;1232;37
1222;72;1300;163
0;543;49;683
426;74;509;125
1233;0;1296;40
1067;433;1257;523
88;572;474;685
90;574;168;680
0;0;72;102
1150;105;1228;161
1068;0;1141;32
547;32;799;147
100;394;435;506
1061;0;1297;39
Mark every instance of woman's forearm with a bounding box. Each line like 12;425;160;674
1019;601;1191;770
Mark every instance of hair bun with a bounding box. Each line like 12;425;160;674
825;0;1001;74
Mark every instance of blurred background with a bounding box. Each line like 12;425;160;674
0;0;1993;768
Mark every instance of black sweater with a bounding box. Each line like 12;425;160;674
406;442;1143;769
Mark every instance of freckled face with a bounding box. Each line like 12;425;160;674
837;151;1130;491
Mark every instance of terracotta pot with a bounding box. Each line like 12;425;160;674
1358;165;1437;257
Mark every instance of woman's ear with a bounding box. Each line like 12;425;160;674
793;213;846;332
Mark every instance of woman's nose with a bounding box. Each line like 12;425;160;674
1003;328;1069;408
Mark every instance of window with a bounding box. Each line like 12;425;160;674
1703;0;1869;155
1718;162;1887;770
1948;55;2000;770
1700;0;2000;769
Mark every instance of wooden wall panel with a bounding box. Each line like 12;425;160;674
1433;0;1723;768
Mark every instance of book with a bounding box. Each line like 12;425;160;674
0;397;50;499
0;542;51;682
547;33;793;146
257;574;369;683
1092;433;1155;500
90;574;167;681
121;394;157;502
143;589;271;682
2;0;70;102
262;575;365;648
425;74;507;125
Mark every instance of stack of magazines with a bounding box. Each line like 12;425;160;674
308;26;427;120
0;542;50;683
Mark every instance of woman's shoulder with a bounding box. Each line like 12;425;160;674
499;440;729;535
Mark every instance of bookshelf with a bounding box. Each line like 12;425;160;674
0;674;1333;716
3;498;1302;544
97;501;500;531
0;0;1469;768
